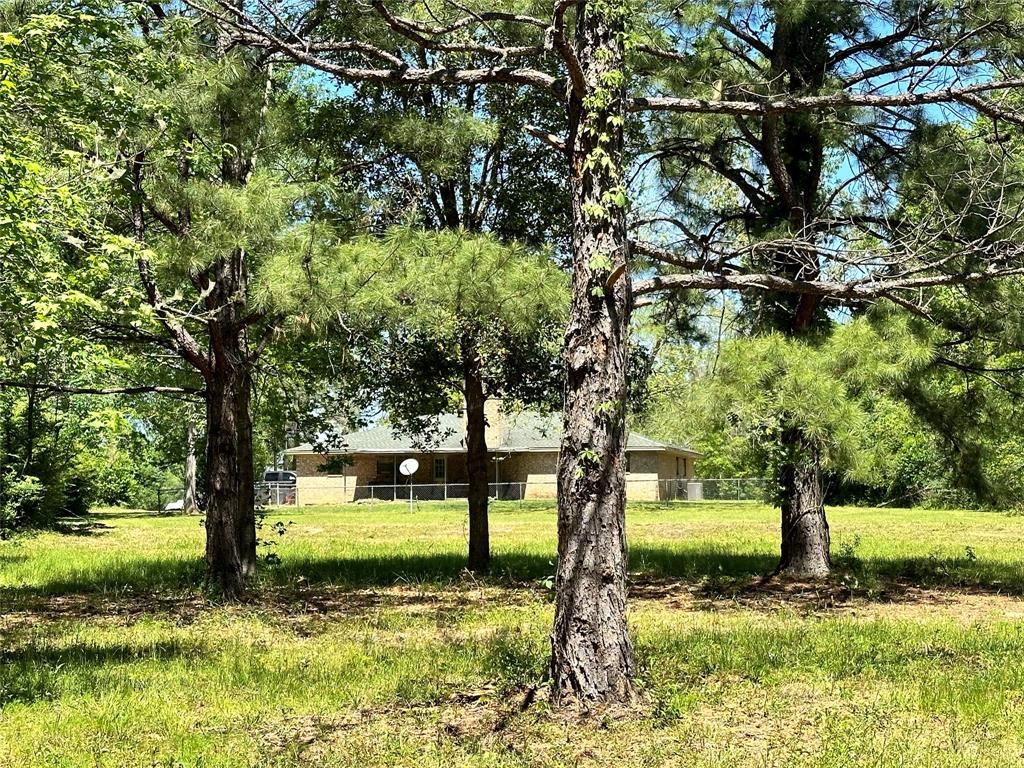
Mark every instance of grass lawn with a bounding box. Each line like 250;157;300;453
3;501;1024;767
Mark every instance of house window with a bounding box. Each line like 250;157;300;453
434;457;446;481
376;459;395;482
625;452;631;473
676;456;680;478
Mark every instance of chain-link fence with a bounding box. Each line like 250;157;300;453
283;478;769;506
302;482;553;504
150;477;769;510
659;477;769;502
152;482;295;511
257;482;297;506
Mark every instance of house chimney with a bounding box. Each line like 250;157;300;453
484;398;505;448
459;397;505;448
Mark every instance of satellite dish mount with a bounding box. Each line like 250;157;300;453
399;458;419;510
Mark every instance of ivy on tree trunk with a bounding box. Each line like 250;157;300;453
550;1;636;703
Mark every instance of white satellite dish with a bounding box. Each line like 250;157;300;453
399;458;419;477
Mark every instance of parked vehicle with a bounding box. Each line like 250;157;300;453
258;470;297;505
261;470;297;485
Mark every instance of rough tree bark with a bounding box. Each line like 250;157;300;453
461;335;491;573
550;2;636;703
775;427;830;578
203;331;257;599
200;38;261;599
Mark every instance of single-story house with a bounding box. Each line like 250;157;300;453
284;404;699;504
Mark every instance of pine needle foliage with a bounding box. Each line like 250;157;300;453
260;226;568;340
699;314;936;489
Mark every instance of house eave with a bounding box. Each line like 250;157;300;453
284;444;701;458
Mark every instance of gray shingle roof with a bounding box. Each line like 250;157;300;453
285;410;699;456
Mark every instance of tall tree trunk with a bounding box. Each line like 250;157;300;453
758;13;832;579
126;38;267;599
183;415;199;515
203;339;256;600
461;335;490;573
550;3;635;703
200;29;261;599
775;427;830;578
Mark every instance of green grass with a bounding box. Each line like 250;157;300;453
3;501;1024;766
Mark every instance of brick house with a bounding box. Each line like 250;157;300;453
284;405;699;504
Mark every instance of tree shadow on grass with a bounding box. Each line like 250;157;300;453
0;556;206;602
85;509;196;521
5;542;1024;608
847;553;1024;594
52;520;115;537
631;549;1024;615
0;638;206;667
0;551;28;567
0;637;208;706
631;547;779;582
269;551;553;588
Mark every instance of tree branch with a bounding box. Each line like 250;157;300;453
198;0;560;93
128;151;212;378
370;1;544;59
524;123;568;153
547;0;586;98
633;265;1024;300
0;380;205;397
630;79;1024;117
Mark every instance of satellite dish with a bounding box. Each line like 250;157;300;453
399;458;419;477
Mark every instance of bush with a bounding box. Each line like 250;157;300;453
0;476;43;539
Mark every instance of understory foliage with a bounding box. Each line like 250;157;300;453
643;306;1024;508
710;316;934;499
0;6;156;532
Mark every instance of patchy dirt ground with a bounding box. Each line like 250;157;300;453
5;574;1024;641
632;576;1024;622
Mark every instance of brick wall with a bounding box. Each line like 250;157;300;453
291;448;697;504
293;452;475;505
500;451;559;499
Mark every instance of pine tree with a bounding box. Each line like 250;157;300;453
635;0;1024;576
264;227;567;573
